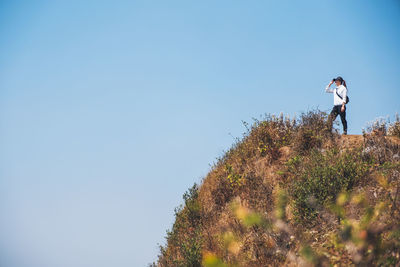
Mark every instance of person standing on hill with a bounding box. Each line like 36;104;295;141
325;76;349;135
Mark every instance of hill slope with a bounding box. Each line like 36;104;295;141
152;111;400;267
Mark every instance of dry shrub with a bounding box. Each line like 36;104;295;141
205;114;296;214
363;117;400;164
237;171;273;212
388;113;400;138
292;109;337;154
364;117;388;136
245;113;296;162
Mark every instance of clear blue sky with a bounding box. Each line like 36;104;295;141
1;1;399;266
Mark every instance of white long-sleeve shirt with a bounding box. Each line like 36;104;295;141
325;83;347;106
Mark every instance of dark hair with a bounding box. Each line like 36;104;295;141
333;76;347;89
343;79;347;88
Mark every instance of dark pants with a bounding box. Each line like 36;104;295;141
328;105;347;133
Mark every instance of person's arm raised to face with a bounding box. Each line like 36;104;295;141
325;80;334;93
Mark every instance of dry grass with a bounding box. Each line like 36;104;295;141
151;110;400;267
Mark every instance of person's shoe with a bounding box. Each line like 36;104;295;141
342;131;347;136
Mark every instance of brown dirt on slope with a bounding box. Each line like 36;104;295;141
337;134;400;149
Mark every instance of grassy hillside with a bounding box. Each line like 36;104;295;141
151;110;400;267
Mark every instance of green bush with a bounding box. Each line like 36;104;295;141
225;163;244;188
180;227;203;267
287;148;369;224
156;183;204;267
183;183;202;226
